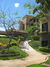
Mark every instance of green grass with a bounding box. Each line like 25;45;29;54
45;56;50;64
0;37;17;44
30;41;40;49
0;46;28;60
0;37;10;44
38;47;50;53
27;64;47;67
0;37;28;60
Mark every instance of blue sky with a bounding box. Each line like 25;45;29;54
0;0;38;31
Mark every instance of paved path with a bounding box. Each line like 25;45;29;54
0;48;48;67
0;41;48;67
42;63;50;67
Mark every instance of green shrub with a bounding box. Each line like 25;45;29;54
30;41;40;49
1;50;5;54
39;47;50;53
33;35;40;40
0;47;3;50
0;37;18;45
0;46;28;60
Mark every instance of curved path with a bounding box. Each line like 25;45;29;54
0;41;48;67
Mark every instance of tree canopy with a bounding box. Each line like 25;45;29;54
24;0;50;17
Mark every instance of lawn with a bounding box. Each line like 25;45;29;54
0;46;28;60
27;64;47;67
45;56;50;64
30;40;40;49
0;37;28;60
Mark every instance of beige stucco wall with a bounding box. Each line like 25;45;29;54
20;18;27;30
48;20;50;32
40;21;42;33
20;15;38;31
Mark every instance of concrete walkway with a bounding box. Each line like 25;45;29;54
0;48;48;67
0;41;48;67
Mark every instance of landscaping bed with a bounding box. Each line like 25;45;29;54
30;40;40;49
0;46;28;60
45;56;50;64
38;47;50;53
0;53;20;57
27;64;47;67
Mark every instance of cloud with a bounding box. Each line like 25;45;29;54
0;27;5;36
14;3;20;7
0;27;5;31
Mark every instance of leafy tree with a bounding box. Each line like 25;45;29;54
24;1;41;40
24;2;35;14
33;0;50;17
24;0;50;17
0;10;21;49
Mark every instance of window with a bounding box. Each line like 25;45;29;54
42;23;48;31
34;19;35;22
22;24;25;30
42;40;48;46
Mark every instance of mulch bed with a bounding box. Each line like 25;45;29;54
0;53;20;57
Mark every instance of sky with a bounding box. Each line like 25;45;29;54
0;0;38;31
